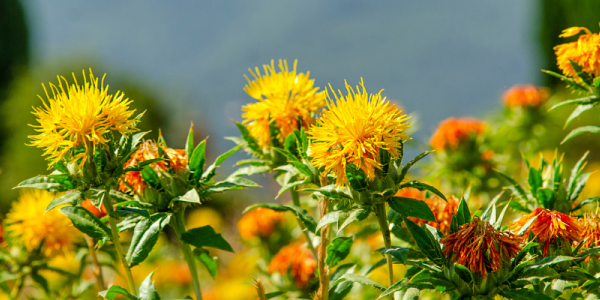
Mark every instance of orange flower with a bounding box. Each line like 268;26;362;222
502;84;550;108
399;190;459;234
554;26;600;81
267;243;316;289
238;208;285;240
440;218;521;277
577;213;600;249
510;208;581;257
430;118;486;151
80;199;108;218
119;140;188;194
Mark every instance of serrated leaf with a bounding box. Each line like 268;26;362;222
454;264;473;283
235;122;262;156
185;123;194;161
46;191;82;212
182;225;233;252
496;169;528;201
277;180;305;198
326;237;353;267
317;211;345;232
383;247;409;264
138;271;161;300
302;185;353;200
126;215;170;267
15;175;63;191
403;217;443;266
175;189;201;204
202;144;243;180
528;167;542;195
331;273;385;291
194;248;217;279
455;198;471;226
525;255;573;272
566;104;595;127
189;139;207;174
549;95;598;111
399;151;433;182
537;188;554;209
338;206;370;233
389;197;436;222
500;289;553;300
562;126;600;144
99;285;138;300
59;206;111;240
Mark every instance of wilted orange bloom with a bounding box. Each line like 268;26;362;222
554;26;600;81
80;199;108;218
503;84;550;108
119;140;188;194
268;243;316;289
440;218;521;277
577;213;600;249
510;208;581;257
238;208;285;240
430;118;486;151
396;188;459;234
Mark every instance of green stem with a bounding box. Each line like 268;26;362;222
290;189;318;259
9;275;23;300
375;203;394;298
104;188;137;296
172;209;203;300
86;235;106;291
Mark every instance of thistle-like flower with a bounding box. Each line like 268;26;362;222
554;26;600;82
440;217;521;277
502;84;550;108
29;69;138;168
510;208;581;256
242;60;327;148
309;79;411;187
5;190;80;257
430;117;486;151
237;207;285;241
577;213;600;249
396;188;459;234
268;243;316;289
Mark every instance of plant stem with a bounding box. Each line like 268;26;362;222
375;203;394;298
85;235;106;291
172;209;203;300
317;174;330;300
9;275;23;300
103;188;137;296
290;189;318;259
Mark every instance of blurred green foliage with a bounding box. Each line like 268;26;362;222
0;63;169;213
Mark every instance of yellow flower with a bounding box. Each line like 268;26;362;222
29;69;138;168
5;190;80;257
308;79;411;187
242;60;326;148
554;26;600;81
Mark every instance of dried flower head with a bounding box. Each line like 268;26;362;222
440;218;521;277
430;117;486;151
238;208;285;240
119;140;188;194
503;84;550;108
5;190;80;257
29;69;137;168
268;243;316;289
510;208;581;256
242;60;327;148
554;26;600;81
309;79;411;187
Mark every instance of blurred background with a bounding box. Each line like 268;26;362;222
2;1;600;297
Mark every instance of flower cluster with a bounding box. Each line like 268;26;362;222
502;84;550;108
396;188;459;234
430;117;486;151
267;243;316;289
237;208;285;241
554;26;600;81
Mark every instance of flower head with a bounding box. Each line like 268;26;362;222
237;208;285;240
5;190;80;257
503;84;550;108
242;60;327;148
430;117;486;151
510;208;581;256
577;213;600;249
440;218;521;277
119;140;188;194
29;69;138;168
267;243;316;289
309;79;411;187
554;26;600;81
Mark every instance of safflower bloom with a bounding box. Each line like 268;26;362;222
119;140;188;194
5;190;80;257
242;59;327;148
554;26;600;81
268;243;316;289
510;208;581;257
237;207;285;240
430;117;486;151
440;218;521;277
503;84;550;108
577;213;600;249
29;69;138;168
396;188;460;233
309;79;411;187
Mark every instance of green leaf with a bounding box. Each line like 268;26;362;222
528;167;542;195
203;177;259;195
516;214;538;235
189;139;207;174
455;198;471;226
495;202;511;230
194;248;217;279
377;280;424;300
202;144;243;180
398;181;446;201
389;197;436;222
316;211;345;232
562;126;600;144
481;191;504;223
182;225;234;252
126;215;171;267
185;123;194;161
138;271;161;300
572;197;600;211
566;103;595;127
346;164;368;191
383;247;409;264
338;206;370;233
266;292;286;299
175;189;201;204
500;289;553;300
525;256;573;272
331;273;385;291
496;169;528;201
235;122;261;156
511;242;537;269
303;185;353;200
46;191;82;212
568;152;589;197
277;180;306;198
141;166;159;185
243;204;316;233
15;175;63;191
228;165;271;178
454;264;473;284
399;151;433;182
549;95;598;111
290;161;314;178
537;188;554;209
403;217;443;266
99;285;138;300
111;207;151;219
59;206;111;240
326;237;353;267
